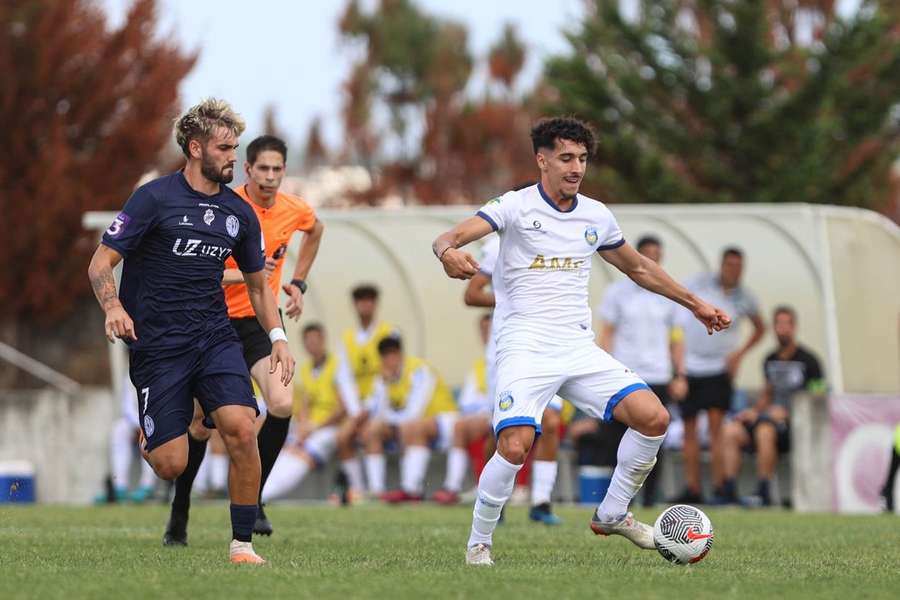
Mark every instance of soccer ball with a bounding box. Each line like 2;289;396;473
652;504;714;565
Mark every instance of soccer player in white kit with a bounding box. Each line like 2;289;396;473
432;117;731;566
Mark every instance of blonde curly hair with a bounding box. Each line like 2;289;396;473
174;98;246;157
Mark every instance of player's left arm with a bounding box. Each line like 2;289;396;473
599;242;731;335
282;218;325;321
245;270;295;386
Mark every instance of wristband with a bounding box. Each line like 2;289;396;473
290;278;308;294
438;245;452;260
269;327;288;344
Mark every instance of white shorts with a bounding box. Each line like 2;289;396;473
303;426;338;464
486;332;562;416
492;343;647;436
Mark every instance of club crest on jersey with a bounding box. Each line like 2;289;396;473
226;215;239;237
143;415;155;437
498;391;514;412
584;226;599;245
203;209;215;226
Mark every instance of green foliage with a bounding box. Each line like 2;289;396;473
544;0;900;208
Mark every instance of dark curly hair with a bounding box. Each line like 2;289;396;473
530;117;597;157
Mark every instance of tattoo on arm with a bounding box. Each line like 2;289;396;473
90;267;120;311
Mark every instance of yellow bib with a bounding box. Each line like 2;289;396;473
473;357;487;395
386;356;455;417
342;322;394;399
297;354;341;426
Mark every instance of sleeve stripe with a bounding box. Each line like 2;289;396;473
596;237;625;252
476;210;499;232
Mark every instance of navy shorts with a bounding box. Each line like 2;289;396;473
129;337;260;452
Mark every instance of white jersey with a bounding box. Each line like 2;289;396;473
476;184;624;355
597;279;679;385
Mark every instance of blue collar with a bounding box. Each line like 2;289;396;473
537;183;577;213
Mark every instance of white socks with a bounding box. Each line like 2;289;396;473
209;453;229;492
443;447;469;493
401;446;431;495
261;452;310;501
468;452;522;548
341;458;365;492
531;460;558;506
110;418;135;489
596;428;664;523
365;454;386;495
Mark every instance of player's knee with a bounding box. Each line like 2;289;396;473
754;421;776;441
222;420;257;452
153;456;187;481
265;387;293;418
643;407;669;437
497;432;531;464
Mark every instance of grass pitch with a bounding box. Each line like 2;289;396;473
1;502;897;599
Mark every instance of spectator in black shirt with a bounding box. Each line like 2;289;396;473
719;306;825;506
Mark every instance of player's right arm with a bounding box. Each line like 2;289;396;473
88;245;136;342
432;216;492;280
89;186;158;343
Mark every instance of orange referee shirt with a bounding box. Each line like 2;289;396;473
224;185;317;319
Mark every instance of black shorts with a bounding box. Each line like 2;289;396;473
129;337;259;452
744;418;791;454
587;382;672;465
682;373;732;419
230;311;283;371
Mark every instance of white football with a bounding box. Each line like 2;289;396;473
653;504;714;565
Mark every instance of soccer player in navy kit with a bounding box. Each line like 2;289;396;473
87;99;295;565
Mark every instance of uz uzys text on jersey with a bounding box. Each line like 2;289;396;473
528;255;585;270
172;238;232;260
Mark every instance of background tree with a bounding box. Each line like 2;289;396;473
339;1;536;204
0;0;195;383
543;0;900;214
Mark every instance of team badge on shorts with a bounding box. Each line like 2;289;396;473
203;208;215;226
498;391;514;412
143;415;155;437
584;226;599;245
226;215;239;237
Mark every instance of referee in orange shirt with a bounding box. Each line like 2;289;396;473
164;135;323;544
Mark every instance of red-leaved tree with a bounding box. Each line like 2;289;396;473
0;0;196;326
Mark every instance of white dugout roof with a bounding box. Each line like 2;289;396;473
84;203;900;394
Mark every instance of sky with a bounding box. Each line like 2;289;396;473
100;0;585;150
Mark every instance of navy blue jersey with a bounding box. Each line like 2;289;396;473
102;172;265;352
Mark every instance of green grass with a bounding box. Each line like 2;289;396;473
1;503;898;599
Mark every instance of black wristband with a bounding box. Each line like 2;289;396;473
290;279;308;294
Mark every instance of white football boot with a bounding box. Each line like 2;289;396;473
465;543;494;566
590;511;655;550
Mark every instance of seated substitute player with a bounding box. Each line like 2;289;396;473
432;117;730;566
361;336;457;501
162;134;323;544
719;305;824;506
88;98;295;565
437;234;565;524
432;314;493;504
261;323;361;500
335;284;398;495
